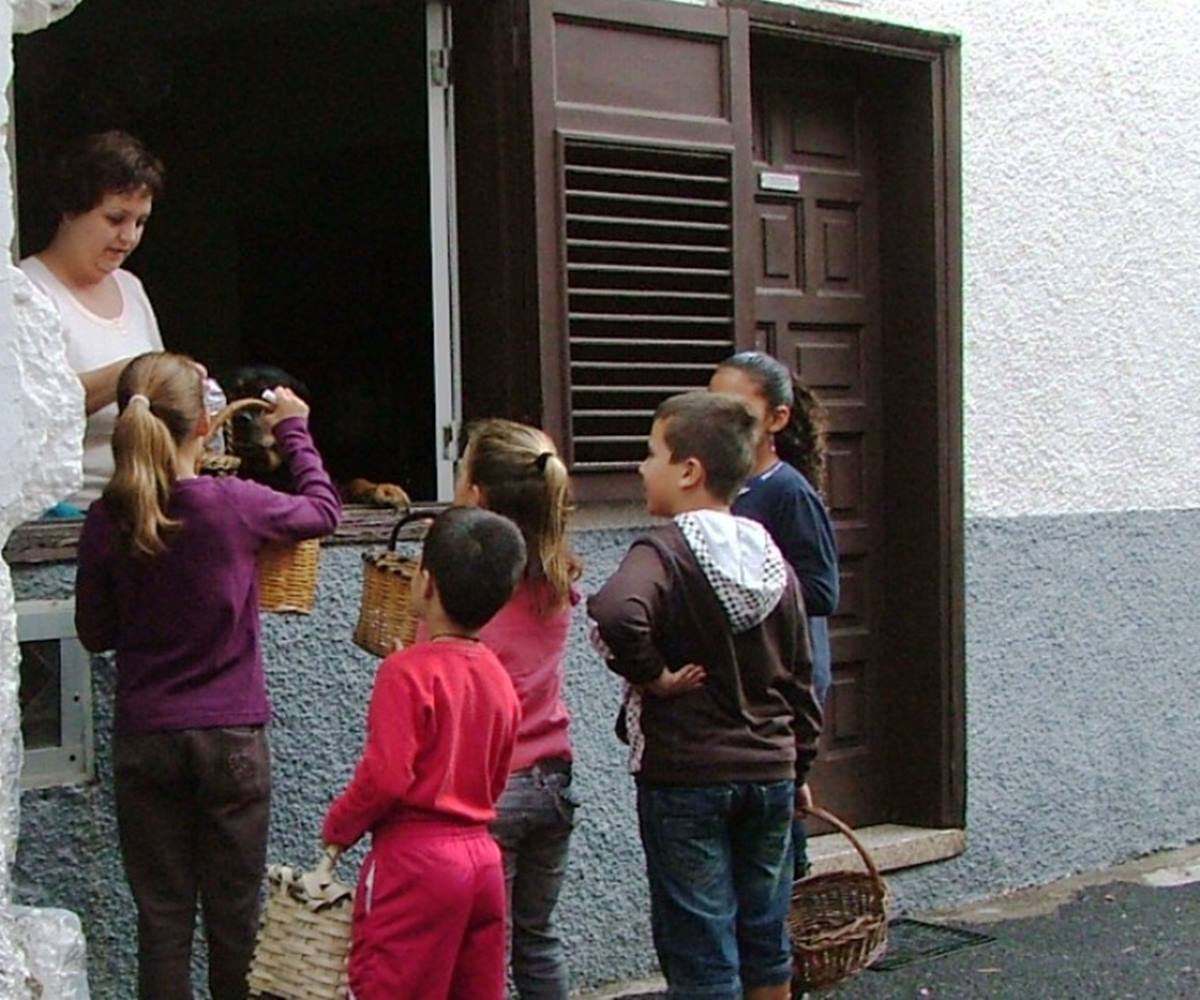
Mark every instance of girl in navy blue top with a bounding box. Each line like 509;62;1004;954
710;351;839;875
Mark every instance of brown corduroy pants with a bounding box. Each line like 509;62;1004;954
114;726;270;1000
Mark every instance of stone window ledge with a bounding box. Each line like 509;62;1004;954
3;501;659;565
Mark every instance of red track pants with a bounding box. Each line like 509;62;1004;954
348;822;507;1000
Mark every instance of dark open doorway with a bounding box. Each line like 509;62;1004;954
15;0;437;497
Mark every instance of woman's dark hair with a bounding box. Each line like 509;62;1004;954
49;131;165;218
716;351;828;495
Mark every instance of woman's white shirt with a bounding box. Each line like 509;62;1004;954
19;255;164;507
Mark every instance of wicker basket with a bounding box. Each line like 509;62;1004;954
353;511;435;656
258;537;322;614
247;850;354;1000
790;805;890;993
201;397;323;615
197;397;269;477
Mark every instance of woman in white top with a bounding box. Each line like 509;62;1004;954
21;131;166;510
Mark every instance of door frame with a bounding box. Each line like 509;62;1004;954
427;0;463;500
729;1;965;829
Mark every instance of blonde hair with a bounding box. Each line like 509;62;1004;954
460;419;580;610
104;352;204;556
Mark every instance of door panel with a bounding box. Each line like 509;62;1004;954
752;39;885;827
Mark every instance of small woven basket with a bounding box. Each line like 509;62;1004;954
258;537;322;615
197;397;268;478
353;511;435;656
790;805;890;993
248;850;353;1000
201;398;323;615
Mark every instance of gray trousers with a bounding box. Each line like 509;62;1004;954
491;759;579;1000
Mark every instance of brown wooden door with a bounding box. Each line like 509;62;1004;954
749;39;885;827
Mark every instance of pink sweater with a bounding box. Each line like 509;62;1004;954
422;579;576;772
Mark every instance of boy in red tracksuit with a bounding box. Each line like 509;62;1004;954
322;507;525;1000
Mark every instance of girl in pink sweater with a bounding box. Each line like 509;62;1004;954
457;419;581;999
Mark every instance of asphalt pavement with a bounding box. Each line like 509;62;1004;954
590;844;1200;1000
832;878;1200;999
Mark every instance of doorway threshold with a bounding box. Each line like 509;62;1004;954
808;823;966;876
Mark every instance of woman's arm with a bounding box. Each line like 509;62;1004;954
77;360;129;416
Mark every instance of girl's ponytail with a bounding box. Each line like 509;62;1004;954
775;375;828;496
716;351;829;496
460;419;581;611
104;352;205;556
536;450;576;606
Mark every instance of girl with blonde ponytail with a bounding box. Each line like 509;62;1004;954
105;351;206;555
74;351;341;998
452;418;581;999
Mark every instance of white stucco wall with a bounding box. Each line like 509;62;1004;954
672;0;1200;520
1;1;1196;992
1;3;86;995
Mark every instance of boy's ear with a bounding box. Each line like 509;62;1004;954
678;455;705;491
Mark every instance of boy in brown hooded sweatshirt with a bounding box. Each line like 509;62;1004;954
588;391;822;1000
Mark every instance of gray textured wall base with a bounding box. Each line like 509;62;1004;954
13;510;1200;995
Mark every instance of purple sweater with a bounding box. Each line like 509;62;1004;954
75;417;341;734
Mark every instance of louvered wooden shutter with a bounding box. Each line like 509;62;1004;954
563;138;735;471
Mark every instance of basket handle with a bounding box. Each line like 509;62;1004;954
205;397;270;447
799;804;884;886
387;509;439;552
315;842;341;882
292;844;352;908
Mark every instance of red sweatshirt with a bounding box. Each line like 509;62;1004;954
418;580;577;771
323;638;521;847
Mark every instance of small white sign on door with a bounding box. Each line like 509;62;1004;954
759;171;801;194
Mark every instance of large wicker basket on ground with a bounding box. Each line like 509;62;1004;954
790;805;890;993
247;851;353;1000
200;397;323;614
353;510;435;656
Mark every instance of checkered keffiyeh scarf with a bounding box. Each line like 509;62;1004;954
675;510;787;633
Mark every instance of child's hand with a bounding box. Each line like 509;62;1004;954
644;663;706;698
796;782;813;813
264;386;310;427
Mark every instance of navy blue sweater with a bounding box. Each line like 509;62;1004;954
733;461;838;704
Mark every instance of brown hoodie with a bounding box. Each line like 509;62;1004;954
587;512;822;786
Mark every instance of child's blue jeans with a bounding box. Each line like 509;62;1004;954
636;780;794;1000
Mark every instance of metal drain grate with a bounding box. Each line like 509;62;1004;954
869;918;995;972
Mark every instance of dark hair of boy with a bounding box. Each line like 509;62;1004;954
422;506;527;629
654;391;757;503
